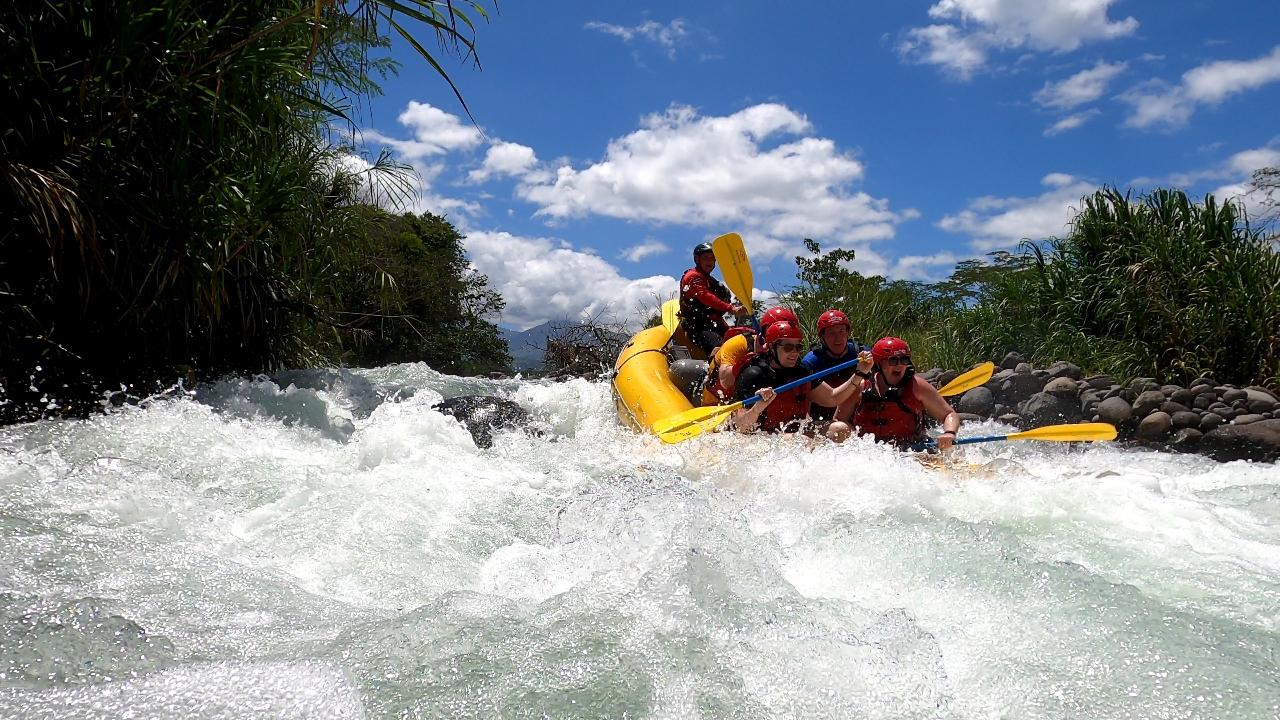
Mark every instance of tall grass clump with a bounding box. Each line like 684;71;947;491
961;187;1280;386
778;188;1278;387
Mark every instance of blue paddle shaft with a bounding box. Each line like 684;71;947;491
740;356;863;408
954;434;1009;445
916;434;1010;450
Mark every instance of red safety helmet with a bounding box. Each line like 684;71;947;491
722;326;753;342
871;336;911;362
764;321;803;346
816;309;850;334
759;306;799;330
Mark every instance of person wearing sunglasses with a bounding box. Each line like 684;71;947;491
701;306;798;406
733;321;869;437
844;337;961;450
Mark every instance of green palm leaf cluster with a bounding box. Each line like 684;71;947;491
0;0;494;421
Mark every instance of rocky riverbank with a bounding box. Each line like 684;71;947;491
922;353;1280;463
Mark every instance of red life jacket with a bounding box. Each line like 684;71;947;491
854;373;925;441
736;353;811;432
762;383;811;433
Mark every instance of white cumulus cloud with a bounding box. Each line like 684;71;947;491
1225;146;1280;177
1184;45;1280;104
1138;142;1280;221
362;101;482;160
890;251;965;281
938;173;1099;251
1034;61;1127;110
899;0;1138;78
1044;109;1101;136
1121;45;1280;129
620;240;671;263
464;230;675;330
516;103;909;262
468;141;539;183
898;25;989;79
585;19;690;59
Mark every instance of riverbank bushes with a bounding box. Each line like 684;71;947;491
338;211;511;376
0;0;502;422
786;188;1280;390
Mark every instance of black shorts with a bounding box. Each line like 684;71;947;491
682;323;724;356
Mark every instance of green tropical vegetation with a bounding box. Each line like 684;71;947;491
0;0;504;422
3;0;1276;422
339;210;510;375
783;187;1280;389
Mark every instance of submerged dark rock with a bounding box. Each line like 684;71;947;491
1199;420;1280;463
432;395;539;449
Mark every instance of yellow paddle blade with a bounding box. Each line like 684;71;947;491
938;361;995;397
652;401;743;444
1007;422;1118;442
661;299;679;335
711;232;753;315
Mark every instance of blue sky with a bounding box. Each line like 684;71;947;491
352;0;1280;330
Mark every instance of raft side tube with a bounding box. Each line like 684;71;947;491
613;326;695;432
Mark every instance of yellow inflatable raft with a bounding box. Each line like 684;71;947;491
612;326;697;432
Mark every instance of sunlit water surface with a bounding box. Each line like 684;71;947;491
1;365;1277;719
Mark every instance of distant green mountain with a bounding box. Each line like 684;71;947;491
498;319;632;372
499;320;560;371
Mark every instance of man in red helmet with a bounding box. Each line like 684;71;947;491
679;243;748;356
701;306;797;406
733;321;867;438
801;308;869;423
844;337;960;449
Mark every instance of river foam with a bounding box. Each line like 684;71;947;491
1;364;1277;718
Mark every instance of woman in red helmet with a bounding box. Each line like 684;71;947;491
846;337;961;449
733;321;867;438
701;306;798;406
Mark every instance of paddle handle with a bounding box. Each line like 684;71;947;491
739;356;863;408
953;434;1008;446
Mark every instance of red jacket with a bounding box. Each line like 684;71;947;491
679;267;733;329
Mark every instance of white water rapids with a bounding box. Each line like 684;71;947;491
1;364;1277;719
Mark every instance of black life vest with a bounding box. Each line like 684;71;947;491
678;267;732;330
735;353;812;433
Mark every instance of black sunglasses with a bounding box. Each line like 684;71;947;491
884;356;912;366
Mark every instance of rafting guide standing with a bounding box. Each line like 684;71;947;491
679;243;749;356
